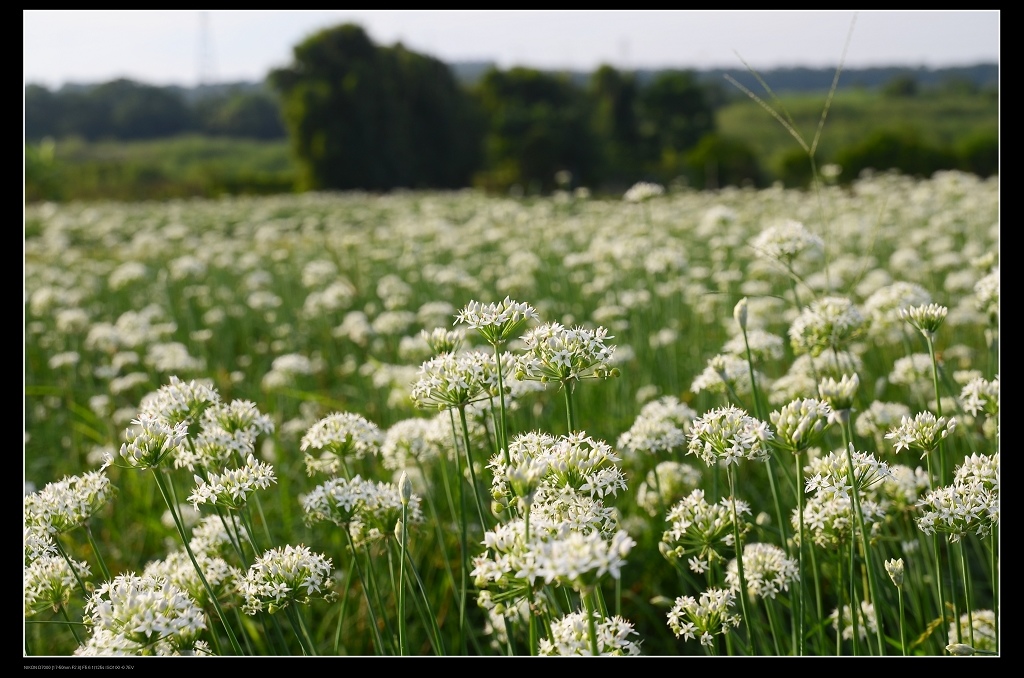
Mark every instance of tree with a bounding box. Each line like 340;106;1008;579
195;88;286;140
268;23;481;191
834;128;959;181
588;65;642;190
685;134;764;190
91;79;194;140
471;67;598;193
637;70;716;182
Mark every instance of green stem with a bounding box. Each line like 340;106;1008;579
398;505;408;655
457;405;490;532
59;604;83;646
840;418;886;655
897;586;907;656
51;537;89;599
563;380;577;433
333;564;354;655
343;527;386;655
793;449;806;656
583;590;601;656
726;465;754;655
152;470;243;655
491;344;511;464
959;540;975;648
83;524;111;582
285;604;317;655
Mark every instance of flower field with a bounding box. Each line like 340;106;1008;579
24;170;999;656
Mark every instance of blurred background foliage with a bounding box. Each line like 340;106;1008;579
24;22;998;203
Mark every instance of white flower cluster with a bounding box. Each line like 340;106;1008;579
300;411;384;475
830;601;877;641
143;549;241;608
454;296;538;346
818;373;860;413
885;411;956;456
175;398;275;471
769;398;833;452
916;453;998;542
722;327;785;362
690;353;763;397
537;610;642;656
138;375;221;427
948;609;998;653
617;396;697;459
114;413;189;470
24;551;90;616
793;491;886;549
78;573;208;656
803;445;893;501
687;405;774;467
635;461;703;517
241;544;336;615
973;268;999;320
725;542;800;600
411;349;508;411
188;454;277;511
750;219;824;265
490;431;626;533
515;322;616;384
959;374;999;417
380;417;442;470
899;302;949;338
472;519;635;595
662;488;750;573
301;474;424;547
666;587;742;646
788;296;866;357
24;470;114;535
623;181;664;202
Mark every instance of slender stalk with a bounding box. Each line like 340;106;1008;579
342;527;386;655
793;449;806;656
726;465;754;655
897;584;907;656
457;405;489;531
285;604;317;656
959;540;975;648
83;524;111;582
51;538;89;599
59;604;83;646
333;564;354;655
839;417;886;654
563;381;577;433
398;508;409;655
582;590;601;656
152;469;244;655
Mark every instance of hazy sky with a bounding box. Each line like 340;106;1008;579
24;10;1000;89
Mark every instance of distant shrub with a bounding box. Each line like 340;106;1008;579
834;129;959;181
685;134;764;190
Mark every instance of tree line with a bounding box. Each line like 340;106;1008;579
25;23;998;195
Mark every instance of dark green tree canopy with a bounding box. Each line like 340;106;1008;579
268;23;481;191
471;66;598;193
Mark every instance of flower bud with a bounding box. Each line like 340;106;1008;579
399;471;412;506
733;297;749;331
885;557;904;588
946;643;976;656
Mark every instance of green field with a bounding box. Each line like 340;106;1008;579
716;88;998;177
25;170;999;656
25;88;997;204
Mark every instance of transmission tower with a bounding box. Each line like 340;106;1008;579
198;11;217;86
